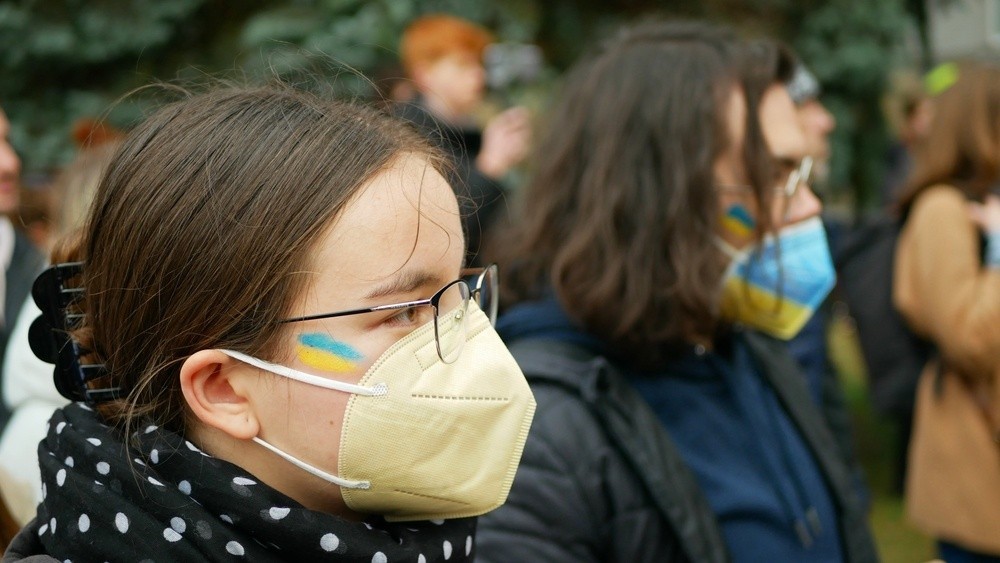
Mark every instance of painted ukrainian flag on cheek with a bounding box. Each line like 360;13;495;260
296;333;364;373
721;204;755;240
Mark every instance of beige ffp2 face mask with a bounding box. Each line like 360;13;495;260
222;304;536;522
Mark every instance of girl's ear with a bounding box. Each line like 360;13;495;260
180;350;260;440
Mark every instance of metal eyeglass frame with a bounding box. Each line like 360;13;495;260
279;264;499;364
715;155;814;200
781;155;813;200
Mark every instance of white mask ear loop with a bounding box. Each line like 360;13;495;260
713;236;743;260
251;437;371;490
220;349;387;397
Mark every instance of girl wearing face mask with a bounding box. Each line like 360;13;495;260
475;22;876;563
3;85;534;562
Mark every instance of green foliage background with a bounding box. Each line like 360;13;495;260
0;0;926;207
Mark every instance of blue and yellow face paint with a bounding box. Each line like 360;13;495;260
296;333;364;373
720;204;755;241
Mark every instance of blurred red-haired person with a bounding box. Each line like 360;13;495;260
396;14;531;266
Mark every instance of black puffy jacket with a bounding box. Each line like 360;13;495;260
476;336;878;563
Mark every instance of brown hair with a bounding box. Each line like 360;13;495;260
400;14;493;76
56;84;444;435
899;61;1000;211
503;21;774;366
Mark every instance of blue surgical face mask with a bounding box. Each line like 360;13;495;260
717;216;836;340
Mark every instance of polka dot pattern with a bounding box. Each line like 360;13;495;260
226;540;245;556
320;532;340;552
195;520;212;540
33;403;477;562
268;507;290;520
115;513;129;534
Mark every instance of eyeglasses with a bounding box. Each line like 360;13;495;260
779;156;813;201
715;155;814;202
280;264;499;364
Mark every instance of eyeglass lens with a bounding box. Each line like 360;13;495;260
435;282;471;363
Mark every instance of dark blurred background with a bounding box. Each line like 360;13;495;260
0;0;978;211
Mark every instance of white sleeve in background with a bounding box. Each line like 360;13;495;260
0;295;69;525
0;403;54;524
3;298;65;409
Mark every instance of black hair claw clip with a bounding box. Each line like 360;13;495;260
27;262;120;403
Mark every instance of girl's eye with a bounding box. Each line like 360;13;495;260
384;306;425;327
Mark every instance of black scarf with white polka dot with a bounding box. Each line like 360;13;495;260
34;403;477;562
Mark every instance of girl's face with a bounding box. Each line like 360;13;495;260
714;85;822;250
416;51;487;118
244;154;464;516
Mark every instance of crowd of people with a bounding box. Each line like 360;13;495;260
0;13;998;563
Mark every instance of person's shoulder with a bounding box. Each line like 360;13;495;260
911;184;969;220
509;340;617;457
524;368;605;441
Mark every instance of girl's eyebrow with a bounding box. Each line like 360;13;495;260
364;269;442;301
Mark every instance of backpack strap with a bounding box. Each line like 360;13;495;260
507;337;730;563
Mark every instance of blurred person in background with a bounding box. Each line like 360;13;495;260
372;63;417;112
476;21;876;563
0;105;46;436
786;62;836;183
894;60;1000;562
396;14;531;267
882;72;934;207
0;119;122;526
